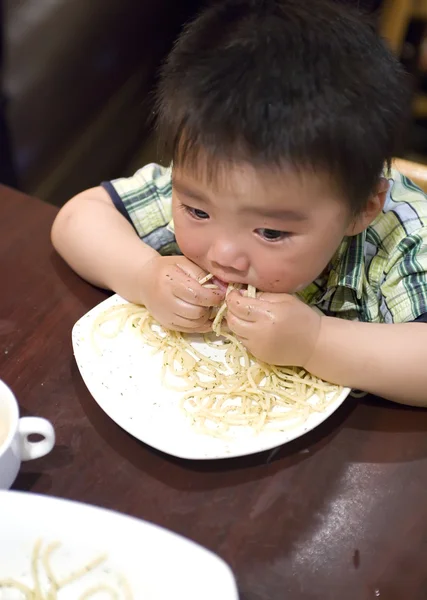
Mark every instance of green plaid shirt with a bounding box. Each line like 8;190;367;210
102;163;427;324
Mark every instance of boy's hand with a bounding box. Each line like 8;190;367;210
139;255;224;333
226;291;321;366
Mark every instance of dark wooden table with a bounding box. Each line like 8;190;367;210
1;185;427;600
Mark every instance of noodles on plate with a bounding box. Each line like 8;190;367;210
0;539;132;599
91;276;343;437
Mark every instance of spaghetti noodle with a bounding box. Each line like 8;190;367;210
92;280;343;437
0;539;132;599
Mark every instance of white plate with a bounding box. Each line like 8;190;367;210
72;295;350;460
0;491;238;599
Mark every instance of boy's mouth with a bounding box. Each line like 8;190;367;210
211;276;229;292
211;276;252;293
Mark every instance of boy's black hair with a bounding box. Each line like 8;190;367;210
156;0;410;212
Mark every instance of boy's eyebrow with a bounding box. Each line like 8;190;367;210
172;180;210;203
246;206;308;222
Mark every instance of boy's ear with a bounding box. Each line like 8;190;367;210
346;177;389;236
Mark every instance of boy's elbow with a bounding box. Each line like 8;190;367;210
51;186;110;254
51;201;74;254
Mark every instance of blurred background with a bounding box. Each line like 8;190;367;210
1;0;427;206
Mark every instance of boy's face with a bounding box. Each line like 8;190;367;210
172;161;378;294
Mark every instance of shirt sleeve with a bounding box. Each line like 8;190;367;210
101;163;181;256
380;229;427;323
414;313;427;322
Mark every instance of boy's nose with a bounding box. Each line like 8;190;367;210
207;239;249;274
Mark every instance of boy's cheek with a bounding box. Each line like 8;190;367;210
255;271;306;294
175;226;205;264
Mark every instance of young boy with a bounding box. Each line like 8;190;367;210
51;0;427;405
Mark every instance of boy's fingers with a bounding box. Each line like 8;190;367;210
173;261;226;306
174;284;224;307
172;325;212;334
168;314;211;332
226;290;261;322
175;260;207;283
226;311;254;337
174;273;225;307
172;299;207;321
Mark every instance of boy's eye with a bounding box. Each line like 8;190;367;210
256;228;288;241
185;206;210;220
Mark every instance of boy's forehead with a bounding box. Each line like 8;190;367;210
173;160;261;195
172;160;343;205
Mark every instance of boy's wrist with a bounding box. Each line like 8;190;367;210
303;316;352;382
135;251;161;305
303;313;328;374
104;247;159;306
304;316;383;390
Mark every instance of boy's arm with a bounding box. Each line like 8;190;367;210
51;186;158;303
305;318;427;406
51;186;224;332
